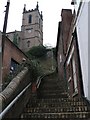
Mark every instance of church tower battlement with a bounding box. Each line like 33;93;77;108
21;2;43;52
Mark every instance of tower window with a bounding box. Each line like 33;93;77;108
29;15;32;23
60;54;62;63
39;33;40;38
27;41;30;47
39;18;40;28
18;37;20;46
26;28;33;33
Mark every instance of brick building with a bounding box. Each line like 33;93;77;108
2;35;28;81
56;9;84;98
56;9;73;88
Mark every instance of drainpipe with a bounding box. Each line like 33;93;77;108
3;0;10;35
2;0;10;63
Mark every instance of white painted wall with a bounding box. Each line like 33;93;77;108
88;1;90;100
75;2;89;100
0;31;2;51
0;31;2;84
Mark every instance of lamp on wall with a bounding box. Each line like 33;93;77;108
71;0;77;5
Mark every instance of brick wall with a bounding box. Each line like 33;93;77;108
56;22;65;81
2;35;28;81
56;9;83;97
56;9;73;88
61;9;73;55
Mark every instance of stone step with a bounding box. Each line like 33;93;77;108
39;89;65;93
39;88;66;92
27;102;87;108
24;106;88;113
38;89;65;93
40;78;62;83
39;87;64;91
40;85;60;89
38;90;67;94
42;78;58;81
38;93;68;99
28;98;87;106
20;72;90;119
21;112;89;119
28;98;86;103
41;81;59;85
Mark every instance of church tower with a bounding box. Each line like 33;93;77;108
21;2;43;52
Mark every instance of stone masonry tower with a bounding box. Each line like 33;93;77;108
21;2;43;52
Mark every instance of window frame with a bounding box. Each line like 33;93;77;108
27;40;30;47
72;54;78;93
28;14;32;23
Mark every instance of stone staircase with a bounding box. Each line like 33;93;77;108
20;72;90;119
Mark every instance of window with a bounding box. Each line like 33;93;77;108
18;37;20;46
39;33;40;38
26;28;33;33
67;46;74;66
72;55;78;93
60;54;62;63
29;15;32;23
39;18;40;28
27;41;30;47
28;29;32;33
10;58;19;74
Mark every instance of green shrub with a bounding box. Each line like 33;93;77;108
26;45;47;59
26;60;42;82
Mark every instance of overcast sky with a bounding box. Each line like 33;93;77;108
0;0;73;47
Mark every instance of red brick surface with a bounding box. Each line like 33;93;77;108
56;9;83;98
2;35;28;81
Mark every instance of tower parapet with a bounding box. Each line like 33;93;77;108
23;2;43;20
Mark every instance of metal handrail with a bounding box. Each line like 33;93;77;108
0;71;56;119
0;82;31;119
36;76;43;89
36;71;56;89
